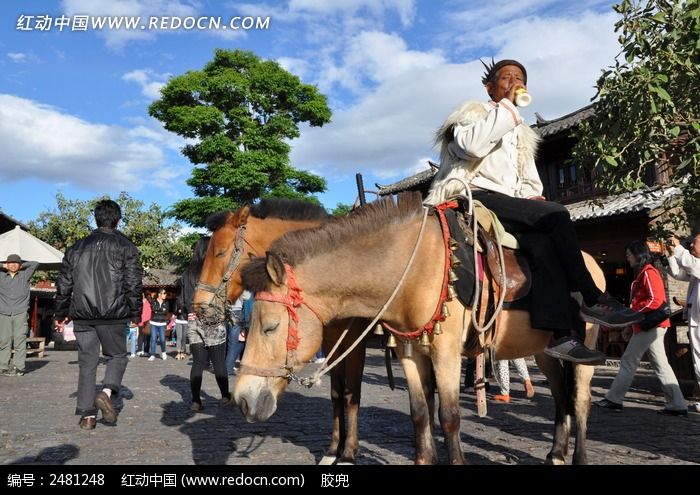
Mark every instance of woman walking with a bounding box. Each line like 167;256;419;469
594;240;686;415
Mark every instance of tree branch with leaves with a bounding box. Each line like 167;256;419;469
573;0;700;229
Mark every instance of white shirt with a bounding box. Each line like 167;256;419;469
230;290;251;311
667;245;700;326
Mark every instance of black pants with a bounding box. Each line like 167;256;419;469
473;191;602;332
74;323;128;417
190;342;229;405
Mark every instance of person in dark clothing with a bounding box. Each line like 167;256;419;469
55;200;143;430
179;237;230;411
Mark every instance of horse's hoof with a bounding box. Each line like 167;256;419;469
545;455;566;465
318;455;338;466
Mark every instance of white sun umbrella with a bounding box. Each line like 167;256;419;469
0;226;64;270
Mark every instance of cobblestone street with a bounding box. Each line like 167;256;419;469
1;344;699;465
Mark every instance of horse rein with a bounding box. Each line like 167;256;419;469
239;263;325;382
195;225;248;327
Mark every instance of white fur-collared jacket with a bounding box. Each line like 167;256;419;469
425;99;542;206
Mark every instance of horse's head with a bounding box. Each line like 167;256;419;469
234;252;324;422
193;207;251;324
193;200;332;328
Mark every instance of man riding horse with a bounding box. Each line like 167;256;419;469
424;58;643;363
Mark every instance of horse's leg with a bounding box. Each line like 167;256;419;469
534;353;571;465
319;324;346;465
571;363;593;465
397;345;438;465
431;324;466;465
571;323;598;465
338;330;367;464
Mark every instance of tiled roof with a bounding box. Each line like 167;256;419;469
377;166;437;196
565;185;681;221
533;104;596;138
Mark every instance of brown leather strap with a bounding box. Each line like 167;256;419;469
475;352;487;417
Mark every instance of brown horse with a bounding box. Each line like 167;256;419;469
236;192;603;465
193;199;368;464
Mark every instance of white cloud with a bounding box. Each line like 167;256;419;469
122;69;168;100
61;0;200;49
0;94;179;191
291;10;620;184
320;31;445;92
276;57;311;80
289;0;416;27
7;52;27;62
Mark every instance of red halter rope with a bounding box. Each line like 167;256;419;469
380;200;457;339
239;264;323;380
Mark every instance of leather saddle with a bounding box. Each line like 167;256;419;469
443;207;531;307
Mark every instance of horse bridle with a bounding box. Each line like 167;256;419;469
238;263;324;383
195;225;249;327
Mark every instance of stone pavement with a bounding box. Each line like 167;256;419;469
1;343;699;465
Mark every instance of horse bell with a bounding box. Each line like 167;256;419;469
442;302;451;318
420;331;431;346
447;285;458;300
373;323;385;336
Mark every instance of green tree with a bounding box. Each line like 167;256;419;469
573;0;700;228
149;49;332;227
331;203;353;217
28;192;191;270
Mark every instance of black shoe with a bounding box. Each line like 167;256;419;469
544;336;607;364
657;408;688;417
593;398;623;411
580;293;644;328
95;391;118;424
13;368;24;376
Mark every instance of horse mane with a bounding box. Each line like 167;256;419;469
241;192;425;293
205;211;231;232
205;199;330;232
249;198;330;222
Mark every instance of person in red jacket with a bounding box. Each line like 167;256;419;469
594;240;687;415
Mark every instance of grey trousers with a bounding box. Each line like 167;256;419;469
0;313;28;372
606;327;686;410
74;323;128;417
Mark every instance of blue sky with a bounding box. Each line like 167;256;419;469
0;0;621;228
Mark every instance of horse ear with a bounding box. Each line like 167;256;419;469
232;205;251;227
239;205;250;225
266;252;287;286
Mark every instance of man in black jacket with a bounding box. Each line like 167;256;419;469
55;200;143;430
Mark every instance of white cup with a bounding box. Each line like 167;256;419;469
514;88;532;107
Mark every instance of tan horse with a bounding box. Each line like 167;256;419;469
235;192;603;465
193;199;368;464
